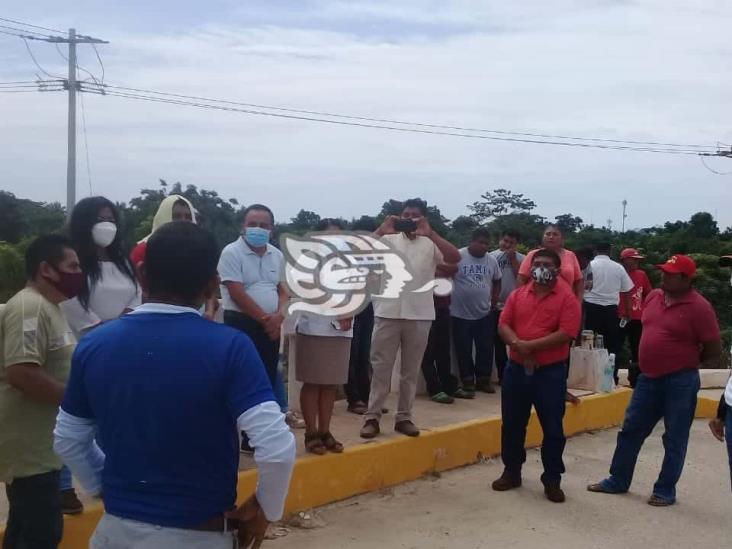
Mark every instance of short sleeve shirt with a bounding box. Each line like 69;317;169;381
0;287;75;482
618;269;653;320
218;239;283;315
584;255;634;307
639;289;720;378
499;280;581;366
372;234;443;321
450;248;502;320
519;248;582;289
489;249;526;308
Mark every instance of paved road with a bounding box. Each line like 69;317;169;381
278;420;729;549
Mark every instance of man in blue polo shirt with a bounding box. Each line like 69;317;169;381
54;222;296;548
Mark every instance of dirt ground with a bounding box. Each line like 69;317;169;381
276;420;729;549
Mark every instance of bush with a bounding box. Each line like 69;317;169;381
0;242;24;303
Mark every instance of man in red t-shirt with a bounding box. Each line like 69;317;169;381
494;249;581;503
618;248;653;387
589;254;722;506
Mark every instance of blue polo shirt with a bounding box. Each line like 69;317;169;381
61;306;275;528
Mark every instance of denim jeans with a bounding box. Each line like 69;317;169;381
726;407;732;492
59;464;73;491
273;368;288;413
501;360;567;485
421;307;458;396
345;304;374;406
490;309;508;382
601;369;700;503
451;314;494;385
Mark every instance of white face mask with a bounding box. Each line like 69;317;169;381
92;221;117;248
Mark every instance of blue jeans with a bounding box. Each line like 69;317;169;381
501;360;567;484
601;369;700;503
726;407;732;492
59;465;73;491
451;315;495;385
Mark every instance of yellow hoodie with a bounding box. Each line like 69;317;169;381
138;195;197;243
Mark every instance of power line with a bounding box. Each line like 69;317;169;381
21;37;63;78
54;42;102;85
0;23;52;38
85;82;719;151
699;154;732;175
91;43;105;83
0;16;64;35
83;86;709;156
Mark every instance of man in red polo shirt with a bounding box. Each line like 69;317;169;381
494;248;581;503
588;254;722;506
618;248;653;388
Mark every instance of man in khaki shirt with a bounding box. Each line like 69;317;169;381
360;199;460;439
0;234;83;549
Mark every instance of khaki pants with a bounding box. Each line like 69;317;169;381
366;317;432;423
91;514;237;549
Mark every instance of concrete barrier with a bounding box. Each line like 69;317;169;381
1;392;721;548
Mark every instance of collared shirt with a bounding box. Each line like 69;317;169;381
218;238;283;314
583;255;634;307
518;248;582;289
618;269;653;320
59;301;294;527
0;287;75;482
499;280;581;367
450;247;502;320
489;248;526;309
639;288;720;378
372;233;443;321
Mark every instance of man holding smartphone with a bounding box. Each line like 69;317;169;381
360;198;461;439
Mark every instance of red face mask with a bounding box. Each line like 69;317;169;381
50;269;85;299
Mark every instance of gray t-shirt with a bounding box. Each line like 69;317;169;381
489;248;526;309
450;247;502;320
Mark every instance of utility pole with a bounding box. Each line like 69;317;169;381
621;199;628;233
32;29;108;216
66;28;77;216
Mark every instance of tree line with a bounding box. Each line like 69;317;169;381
1;181;730;351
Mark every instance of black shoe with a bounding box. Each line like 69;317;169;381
492;471;522;491
60;488;84;515
544;483;566;503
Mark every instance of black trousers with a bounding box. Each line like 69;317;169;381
345;304;374;405
3;470;62;549
583;302;621;381
421;307;458;396
490;309;508;382
620;319;643;386
224;310;279;388
452;315;495;384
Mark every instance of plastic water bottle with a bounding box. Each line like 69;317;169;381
602;354;616;393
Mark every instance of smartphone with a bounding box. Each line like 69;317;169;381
394;218;417;233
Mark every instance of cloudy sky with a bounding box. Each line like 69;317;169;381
1;0;731;230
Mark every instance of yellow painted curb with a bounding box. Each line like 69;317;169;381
1;391;720;548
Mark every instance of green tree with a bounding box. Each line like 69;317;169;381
288;210;322;233
554;213;584;234
467;188;536;224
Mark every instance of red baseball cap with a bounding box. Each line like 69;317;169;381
620;248;645;260
656;254;696;277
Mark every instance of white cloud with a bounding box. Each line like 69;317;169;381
0;0;731;230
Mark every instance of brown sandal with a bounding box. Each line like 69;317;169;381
321;432;344;453
305;432;327;455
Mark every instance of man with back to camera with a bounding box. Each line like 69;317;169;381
1;234;83;549
582;242;634;383
588;254;721;506
54;222;296;548
360;198;461;439
493;248;581;503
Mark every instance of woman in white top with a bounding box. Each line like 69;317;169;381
295;220;353;455
62;196;140;338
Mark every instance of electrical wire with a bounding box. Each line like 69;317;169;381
83;86;709;156
0;16;64;35
91;43;104;83
699;154;732;175
0;24;52;38
78;75;94;194
83;82;718;151
54;42;102;85
21;37;63;79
